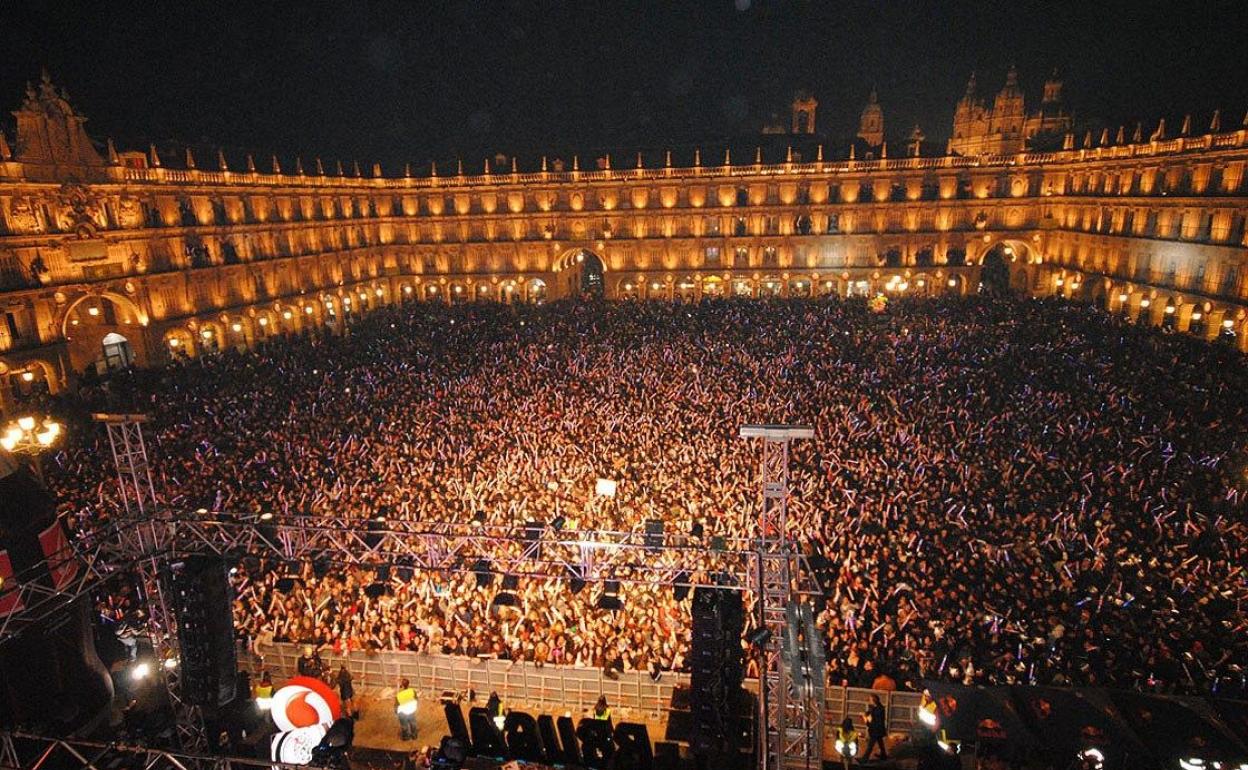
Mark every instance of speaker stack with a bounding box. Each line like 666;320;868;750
688;587;748;763
167;555;237;707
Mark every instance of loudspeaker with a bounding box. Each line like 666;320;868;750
613;722;653;770
654;741;682;770
645;519;663;549
557;715;582;765
575;718;615;769
467;706;505;758
689;588;745;760
503;710;543;761
537;714;563;764
444;702;471;746
169;556;237;706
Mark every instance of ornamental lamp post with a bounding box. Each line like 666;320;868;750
0;415;62;484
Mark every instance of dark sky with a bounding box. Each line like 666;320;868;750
2;0;1246;168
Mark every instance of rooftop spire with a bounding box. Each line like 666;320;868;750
185;147;196;169
246;153;256;172
107;138;119;165
1209;109;1221;132
404;162;412;177
1180;114;1191;136
271;154;281;174
315;157;325;175
1150;118;1166;141
217;148;228;171
296;157;305;175
352;160;361;177
0;130;10;161
149;143;162;167
1115;125;1125;145
1132;122;1143;143
336;159;344;176
724;147;731;166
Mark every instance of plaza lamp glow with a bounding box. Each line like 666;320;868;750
1;414;63;482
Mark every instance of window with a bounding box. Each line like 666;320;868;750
734;217;748;237
5;312;19;341
704;246;721;266
705;217;720;236
826;214;839;234
734;246;749;268
762;246;778;267
736;188;749;207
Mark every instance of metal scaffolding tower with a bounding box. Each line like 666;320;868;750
92;414;206;752
740;425;819;770
0;417;824;770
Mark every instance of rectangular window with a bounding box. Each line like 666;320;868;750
5;312;19;341
704;246;721;266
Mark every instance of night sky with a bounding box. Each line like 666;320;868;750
2;0;1246;168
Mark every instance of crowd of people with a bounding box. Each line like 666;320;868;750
42;294;1248;698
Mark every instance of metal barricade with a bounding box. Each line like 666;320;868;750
244;643;921;733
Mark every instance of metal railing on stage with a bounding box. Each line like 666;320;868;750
245;643;923;735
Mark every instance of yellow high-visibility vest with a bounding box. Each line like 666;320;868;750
396;687;417;715
594;707;611;721
254;684;273;699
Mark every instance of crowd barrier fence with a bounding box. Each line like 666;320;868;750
243;643;922;737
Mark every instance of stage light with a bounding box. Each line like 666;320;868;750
131;661;152;681
747;626;772;647
163;657;178;670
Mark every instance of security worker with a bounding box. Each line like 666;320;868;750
592;695;611;722
254;670;274;711
834;717;858;769
395;678;418;741
487;691;504;730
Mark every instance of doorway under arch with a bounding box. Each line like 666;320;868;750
100;332;134;372
555;248;606;298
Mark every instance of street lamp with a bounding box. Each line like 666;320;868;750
1;414;63;483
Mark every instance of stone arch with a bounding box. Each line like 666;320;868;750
526;278;548;303
1;357;61;397
552;247;607;298
59;290;146;339
163;327;196;358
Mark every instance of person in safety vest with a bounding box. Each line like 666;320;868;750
834;717;859;769
396;677;418;741
593;695;611;722
487;691;505;730
253;670;274;711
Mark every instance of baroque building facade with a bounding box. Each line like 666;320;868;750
1;74;1247;410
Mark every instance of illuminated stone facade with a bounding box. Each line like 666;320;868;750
1;74;1246;409
948;68;1072;156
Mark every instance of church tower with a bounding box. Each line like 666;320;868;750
791;91;817;134
987;65;1026;152
1024;69;1073;145
857;88;884;148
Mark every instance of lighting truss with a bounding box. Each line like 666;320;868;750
0;731;334;770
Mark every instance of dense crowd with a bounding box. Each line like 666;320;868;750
44;295;1248;697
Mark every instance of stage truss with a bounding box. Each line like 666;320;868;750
0;416;823;770
0;731;331;770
